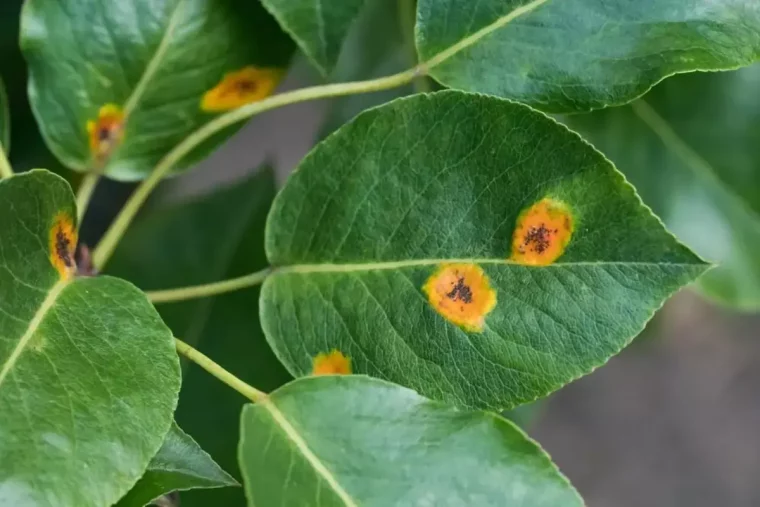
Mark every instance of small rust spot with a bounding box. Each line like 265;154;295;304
201;66;284;112
423;263;496;332
511;197;574;266
49;212;77;279
312;350;352;376
86;104;124;161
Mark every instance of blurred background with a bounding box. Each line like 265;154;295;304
3;0;760;504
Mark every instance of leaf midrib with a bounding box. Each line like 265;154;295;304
0;278;70;388
260;398;358;507
273;258;705;274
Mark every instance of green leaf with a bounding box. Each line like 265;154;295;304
0;0;73;182
107;168;290;506
261;0;367;76
239;375;583;506
116;422;238;507
416;0;760;113
0;77;8;151
564;65;760;310
21;0;294;181
0;170;180;506
261;91;707;411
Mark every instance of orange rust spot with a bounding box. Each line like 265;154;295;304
312;350;352;376
86;104;124;161
423;263;496;332
49;212;77;279
510;198;573;266
201;66;284;112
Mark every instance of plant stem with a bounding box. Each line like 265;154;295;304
91;0;550;270
148;267;272;303
91;68;421;271
0;145;13;179
399;0;430;93
174;337;266;402
75;173;100;223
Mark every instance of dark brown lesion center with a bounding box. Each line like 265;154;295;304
55;228;74;268
446;276;473;304
236;79;257;93
523;223;557;254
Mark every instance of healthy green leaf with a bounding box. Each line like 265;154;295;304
565;65;760;310
116;422;238;507
21;0;294;181
0;170;180;506
0;77;9;151
239;375;583;507
108;168;291;507
261;0;366;76
261;91;707;411
416;0;760;113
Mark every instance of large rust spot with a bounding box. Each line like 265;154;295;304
312;350;352;376
511;197;574;266
86;104;124;161
201;66;283;112
49;212;77;279
423;263;496;332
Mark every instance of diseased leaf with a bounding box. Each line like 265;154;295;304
261;0;367;76
0;170;180;506
116;422;238;507
108;168;290;507
21;0;294;181
565;65;760;310
416;0;760;113
239;375;583;507
0;77;8;151
261;91;707;411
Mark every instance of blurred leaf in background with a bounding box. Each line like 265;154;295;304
566;65;760;311
108;168;290;506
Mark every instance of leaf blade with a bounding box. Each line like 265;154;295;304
115;422;238;507
238;375;583;507
262;91;707;410
416;0;760;113
0;171;180;507
21;0;294;180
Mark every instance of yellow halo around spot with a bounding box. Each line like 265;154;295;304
201;66;284;112
312;349;352;376
49;211;77;279
86;103;124;160
423;263;496;332
510;197;574;266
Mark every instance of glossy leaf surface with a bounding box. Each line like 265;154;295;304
21;0;293;180
239;375;582;507
261;0;366;75
416;0;760;113
108;168;290;506
116;422;237;507
262;91;707;410
0;170;180;506
566;65;760;310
